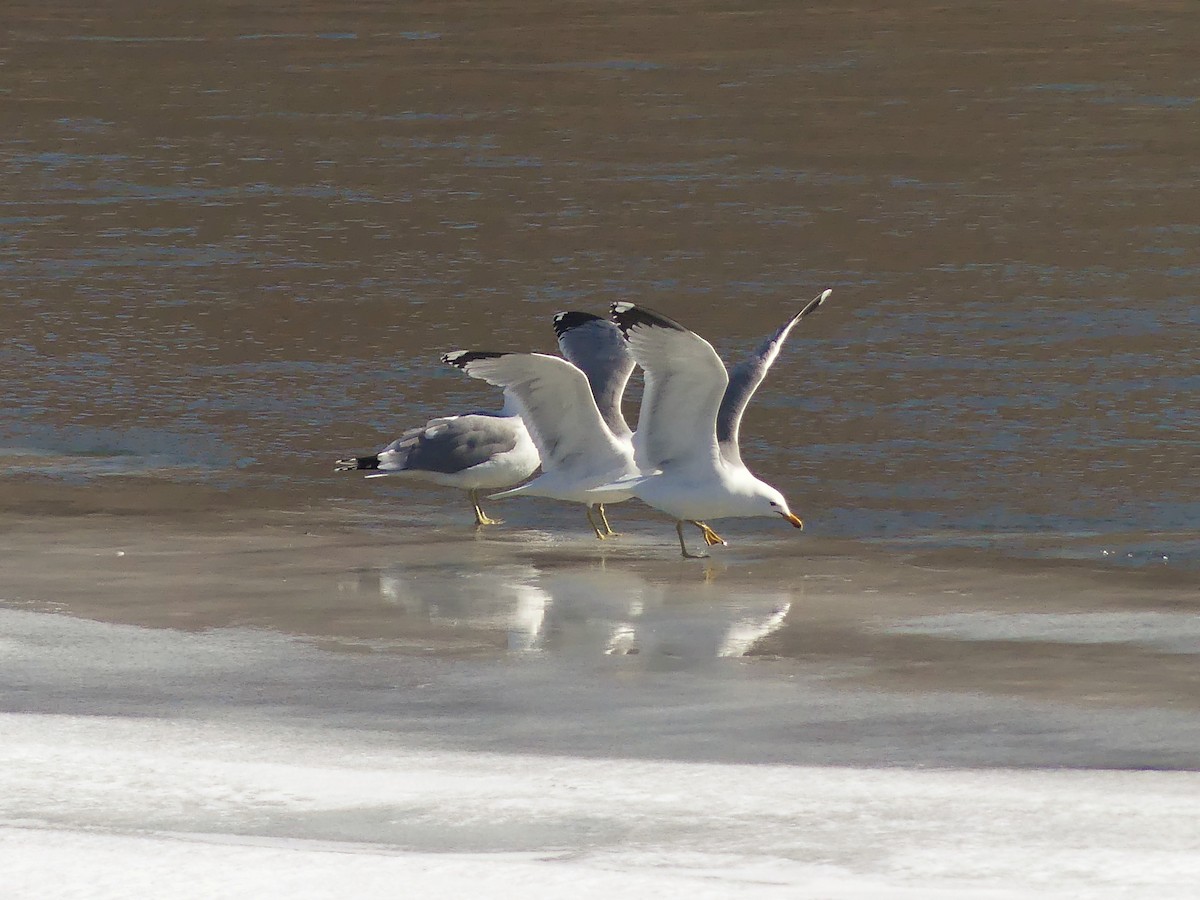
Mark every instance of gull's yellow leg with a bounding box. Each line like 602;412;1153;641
692;521;726;547
470;489;503;526
586;505;607;540
598;504;619;537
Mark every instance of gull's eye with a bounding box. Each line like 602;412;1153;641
769;501;779;508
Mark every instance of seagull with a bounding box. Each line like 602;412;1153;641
334;393;540;527
605;290;831;557
547;310;638;535
442;313;638;539
337;312;636;531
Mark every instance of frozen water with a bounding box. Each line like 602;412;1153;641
3;608;1200;898
880;611;1200;654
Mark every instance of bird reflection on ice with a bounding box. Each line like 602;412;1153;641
533;569;657;656
355;562;794;660
717;602;792;658
369;563;551;652
507;583;549;652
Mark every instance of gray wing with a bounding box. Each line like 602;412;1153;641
553;311;635;441
375;414;524;475
716;290;831;466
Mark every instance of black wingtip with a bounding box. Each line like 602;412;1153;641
442;350;507;369
797;289;832;321
609;302;688;337
335;455;380;472
552;310;605;338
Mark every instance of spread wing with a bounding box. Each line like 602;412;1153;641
442;351;624;475
609;303;727;472
716;290;830;466
553;311;636;441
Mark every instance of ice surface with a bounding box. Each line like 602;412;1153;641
3;609;1200;898
880;611;1200;654
4;708;1200;899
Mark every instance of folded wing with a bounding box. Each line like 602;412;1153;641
336;414;525;476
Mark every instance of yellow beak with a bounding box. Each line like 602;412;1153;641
781;512;803;529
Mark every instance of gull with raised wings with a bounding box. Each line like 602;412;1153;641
605;290;830;557
442;312;638;539
335;312;633;529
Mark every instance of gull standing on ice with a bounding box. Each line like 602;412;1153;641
442;313;638;539
334;393;539;527
606;290;830;557
548;310;638;535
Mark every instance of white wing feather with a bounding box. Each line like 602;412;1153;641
447;352;625;476
612;305;728;472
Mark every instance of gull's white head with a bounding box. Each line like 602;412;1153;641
751;482;804;529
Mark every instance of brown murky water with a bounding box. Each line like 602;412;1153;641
3;1;1197;564
3;1;1197;567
